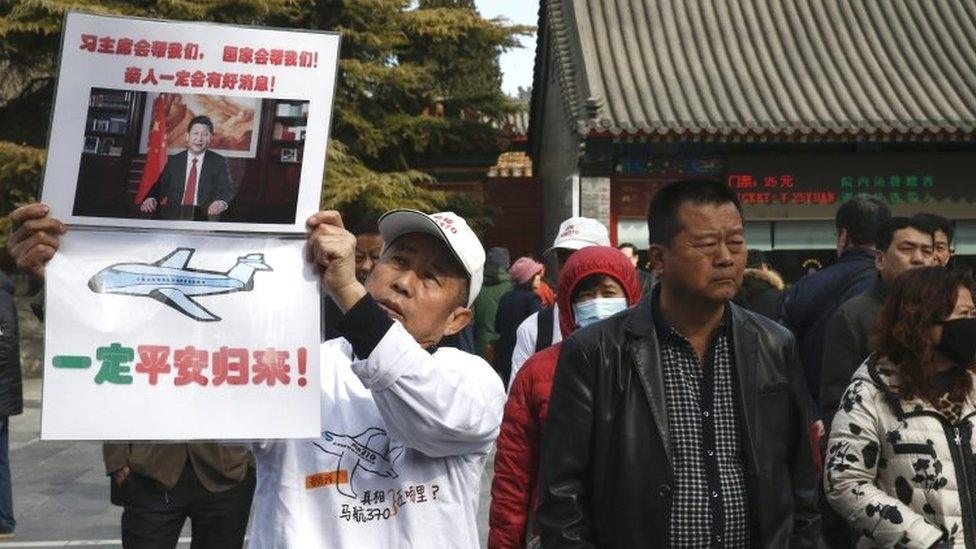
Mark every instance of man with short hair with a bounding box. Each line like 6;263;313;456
779;194;890;405
471;247;512;361
617;242;639;267
618;242;657;296
241;208;504;547
140;115;235;221
538;179;820;547
321;218;383;341
915;212;955;266
732;249;784;319
508;217;609;385
818;216;937;420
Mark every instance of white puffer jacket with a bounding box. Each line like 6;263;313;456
825;356;976;548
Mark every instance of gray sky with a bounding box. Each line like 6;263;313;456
474;0;538;97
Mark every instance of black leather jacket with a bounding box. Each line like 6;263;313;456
537;294;821;548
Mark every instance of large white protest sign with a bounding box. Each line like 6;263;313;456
42;231;321;440
41;12;339;233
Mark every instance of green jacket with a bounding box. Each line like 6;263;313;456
472;270;513;357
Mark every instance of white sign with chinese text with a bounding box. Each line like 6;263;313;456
41;230;321;440
41;12;339;233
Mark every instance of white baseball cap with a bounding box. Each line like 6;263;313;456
544;216;611;255
378;209;485;307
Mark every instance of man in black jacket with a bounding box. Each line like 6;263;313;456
537;179;820;548
732;249;784;319
0;271;21;538
818;215;937;421
779;194;889;408
139;115;235;221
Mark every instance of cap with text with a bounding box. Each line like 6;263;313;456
544;216;611;255
378;209;485;307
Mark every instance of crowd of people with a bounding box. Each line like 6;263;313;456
2;177;975;547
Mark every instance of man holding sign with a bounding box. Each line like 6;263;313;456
239;208;504;547
6;204;504;547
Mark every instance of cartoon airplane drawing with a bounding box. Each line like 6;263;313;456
87;247;272;322
313;427;404;498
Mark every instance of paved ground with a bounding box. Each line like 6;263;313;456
1;378;495;548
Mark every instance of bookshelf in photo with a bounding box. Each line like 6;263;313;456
74;88;146;218
85;90;134;158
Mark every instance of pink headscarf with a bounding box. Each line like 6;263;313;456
508;257;544;285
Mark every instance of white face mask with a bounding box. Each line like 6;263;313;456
573;297;628;328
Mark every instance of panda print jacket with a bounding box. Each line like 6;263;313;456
825;355;976;549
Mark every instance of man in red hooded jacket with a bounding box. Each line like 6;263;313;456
488;246;642;548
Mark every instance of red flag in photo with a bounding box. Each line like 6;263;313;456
134;94;168;204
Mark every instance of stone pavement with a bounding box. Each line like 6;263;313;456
0;378;496;548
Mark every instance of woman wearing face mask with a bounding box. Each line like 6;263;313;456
824;267;976;548
488;247;641;549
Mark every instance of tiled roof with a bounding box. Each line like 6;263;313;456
493;109;529;136
535;0;976;138
488;151;534;177
505;110;530;136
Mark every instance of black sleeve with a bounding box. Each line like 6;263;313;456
786;335;823;548
537;338;597;548
336;294;394;359
819;307;862;420
214;154;235;205
146;159;170;202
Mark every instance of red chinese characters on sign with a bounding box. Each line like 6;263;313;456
135;345;171;386
122;68;276;91
74;344;310;388
252;348;291;386
212;346;249;386
80;34;201;60
726;174;835;206
727;174;796;190
174;346;209;386
736;191;837;206
222;45;318;68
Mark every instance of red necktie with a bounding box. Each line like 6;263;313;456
183;158;198;206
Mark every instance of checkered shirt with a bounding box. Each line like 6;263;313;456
657;309;750;548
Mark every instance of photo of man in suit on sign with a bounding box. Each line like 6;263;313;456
139;115;235;221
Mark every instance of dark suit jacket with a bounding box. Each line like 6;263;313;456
818;277;886;421
147;150;235;220
537;294;821;548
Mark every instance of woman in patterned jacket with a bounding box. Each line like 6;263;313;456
825;267;976;548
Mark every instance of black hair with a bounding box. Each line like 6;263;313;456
746;249;767;269
455;278;470;309
646;178;741;246
835;194;890;247
570;274;620;303
187;115;214;133
876;216;934;253
913;213;955;244
350;217;380;237
617;243;637;254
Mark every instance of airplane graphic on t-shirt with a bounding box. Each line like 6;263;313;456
313;427;404;498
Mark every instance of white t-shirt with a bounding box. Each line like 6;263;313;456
508;304;563;391
247;322;506;548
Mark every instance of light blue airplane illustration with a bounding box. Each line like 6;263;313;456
313;427;404;499
87;247;272;322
